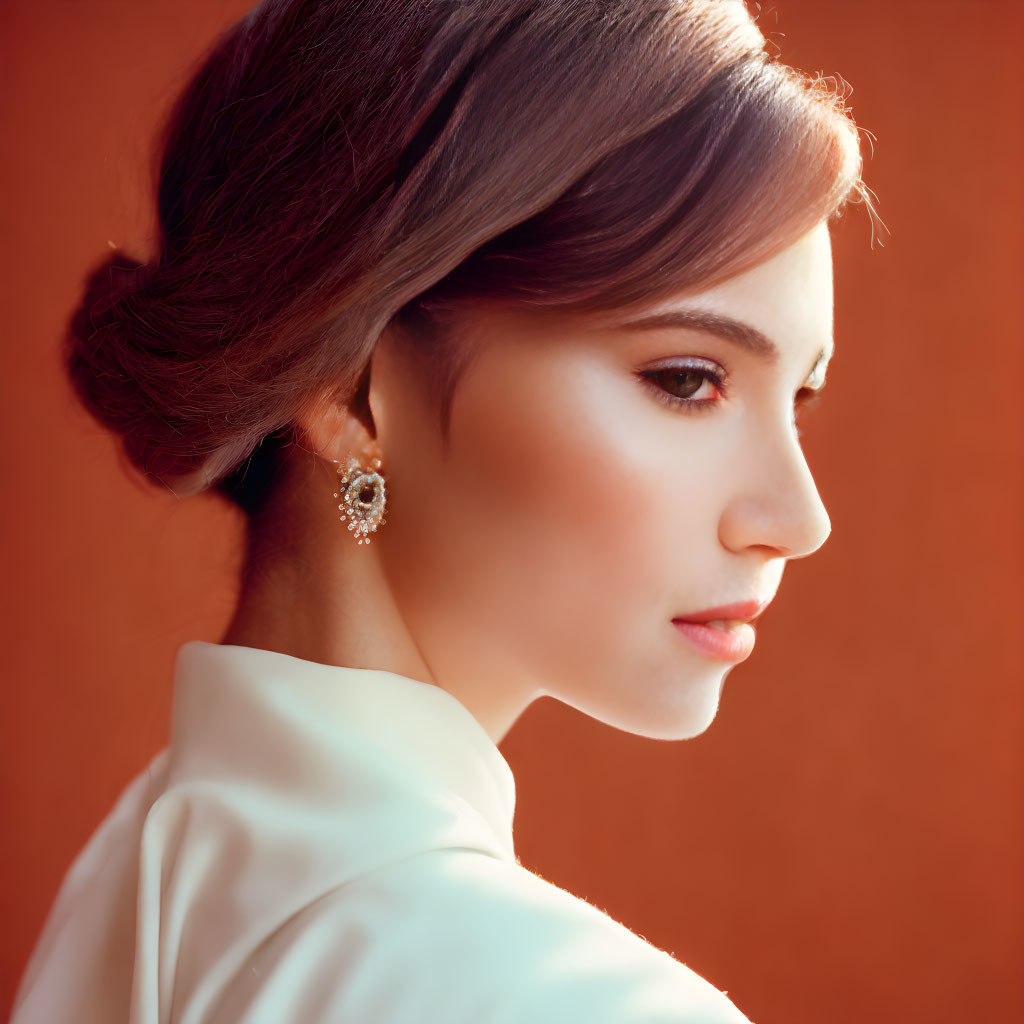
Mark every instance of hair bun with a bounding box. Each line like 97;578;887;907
65;249;280;502
67;249;150;377
65;251;176;482
79;250;150;315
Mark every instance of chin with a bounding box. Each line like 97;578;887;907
629;704;721;742
573;670;728;741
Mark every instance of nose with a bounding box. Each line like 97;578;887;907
717;429;833;559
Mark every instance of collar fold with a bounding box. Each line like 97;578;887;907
167;641;518;871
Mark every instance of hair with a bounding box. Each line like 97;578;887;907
67;0;875;519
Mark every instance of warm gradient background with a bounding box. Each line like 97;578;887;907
2;2;1021;1021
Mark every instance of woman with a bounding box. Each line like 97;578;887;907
11;0;873;1020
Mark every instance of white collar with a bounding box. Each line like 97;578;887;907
167;641;518;867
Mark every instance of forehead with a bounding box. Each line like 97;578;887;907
634;223;835;364
451;224;835;376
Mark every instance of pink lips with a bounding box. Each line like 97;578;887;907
675;599;768;623
671;619;756;662
671;598;769;663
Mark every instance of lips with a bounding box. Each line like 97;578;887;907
672;619;756;662
670;598;769;663
673;598;769;625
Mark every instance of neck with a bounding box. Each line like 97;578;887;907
219;449;533;744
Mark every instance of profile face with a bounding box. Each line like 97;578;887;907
370;222;835;740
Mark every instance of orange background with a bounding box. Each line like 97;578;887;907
2;2;1022;1021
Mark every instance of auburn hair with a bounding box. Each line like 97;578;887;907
67;0;875;517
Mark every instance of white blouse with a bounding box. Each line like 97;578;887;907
11;640;754;1023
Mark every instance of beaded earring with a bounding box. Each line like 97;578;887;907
332;454;387;544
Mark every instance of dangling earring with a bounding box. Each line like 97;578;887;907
332;454;387;544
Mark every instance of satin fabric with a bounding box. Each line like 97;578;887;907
11;640;753;1023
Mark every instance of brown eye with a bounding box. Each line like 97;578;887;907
649;369;707;400
639;362;727;411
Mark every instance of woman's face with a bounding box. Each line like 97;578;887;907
369;222;835;741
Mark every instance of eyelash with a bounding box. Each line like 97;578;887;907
638;362;728;412
638;362;824;426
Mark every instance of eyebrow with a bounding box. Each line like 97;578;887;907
614;308;833;388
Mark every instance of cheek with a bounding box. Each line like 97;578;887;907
382;346;717;687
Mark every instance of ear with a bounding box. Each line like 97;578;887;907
293;318;411;470
292;367;382;469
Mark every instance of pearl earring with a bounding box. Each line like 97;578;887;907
332;454;387;544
